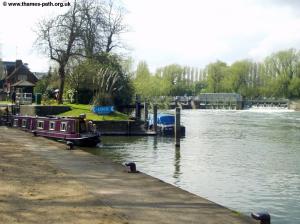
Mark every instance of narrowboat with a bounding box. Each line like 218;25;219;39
148;113;185;136
11;114;100;147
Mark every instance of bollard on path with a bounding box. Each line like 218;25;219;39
251;212;271;224
66;141;74;150
123;162;139;173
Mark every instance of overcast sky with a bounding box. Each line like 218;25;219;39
1;0;300;72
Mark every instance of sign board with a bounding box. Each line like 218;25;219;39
92;106;114;115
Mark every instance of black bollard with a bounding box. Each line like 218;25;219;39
251;212;271;224
66;141;74;150
124;162;139;173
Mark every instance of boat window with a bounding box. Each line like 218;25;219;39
13;119;18;127
60;122;67;132
37;120;44;129
22;119;27;128
49;121;55;130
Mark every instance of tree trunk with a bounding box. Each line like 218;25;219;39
58;65;66;104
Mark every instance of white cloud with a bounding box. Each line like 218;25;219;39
1;0;300;72
124;0;300;70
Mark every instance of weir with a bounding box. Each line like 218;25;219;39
169;94;290;110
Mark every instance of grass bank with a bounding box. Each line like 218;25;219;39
58;103;130;121
0;101;11;105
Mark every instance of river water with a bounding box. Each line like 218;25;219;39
84;109;300;224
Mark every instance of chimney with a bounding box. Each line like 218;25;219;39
15;60;23;68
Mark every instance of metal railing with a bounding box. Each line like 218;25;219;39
16;93;32;105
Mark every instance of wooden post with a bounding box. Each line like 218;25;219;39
175;107;181;147
144;102;148;122
153;104;157;133
135;95;141;120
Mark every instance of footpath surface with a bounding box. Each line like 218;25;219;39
0;127;256;224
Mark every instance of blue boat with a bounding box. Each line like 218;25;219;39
148;113;185;136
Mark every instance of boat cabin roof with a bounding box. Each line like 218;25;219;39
14;115;77;122
148;113;175;125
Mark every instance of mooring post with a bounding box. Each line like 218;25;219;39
144;102;148;122
153;104;158;133
175;107;181;147
135;95;141;120
251;212;271;224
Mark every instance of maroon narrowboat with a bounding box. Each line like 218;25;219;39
11;115;100;147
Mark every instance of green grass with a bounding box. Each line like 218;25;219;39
58;103;130;121
0;101;11;105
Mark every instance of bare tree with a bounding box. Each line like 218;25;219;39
80;0;104;58
36;0;128;103
36;1;84;103
80;0;127;58
102;0;127;53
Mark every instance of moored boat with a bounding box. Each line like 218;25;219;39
148;113;185;136
11;114;100;147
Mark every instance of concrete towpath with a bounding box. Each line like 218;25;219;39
0;127;256;224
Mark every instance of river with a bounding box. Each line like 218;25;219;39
84;109;300;224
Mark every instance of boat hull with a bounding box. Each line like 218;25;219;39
67;135;100;147
12;115;101;147
32;130;101;147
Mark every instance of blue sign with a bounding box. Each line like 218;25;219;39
92;106;114;115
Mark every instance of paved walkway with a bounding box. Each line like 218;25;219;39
0;127;256;224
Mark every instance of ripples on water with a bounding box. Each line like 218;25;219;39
84;109;300;224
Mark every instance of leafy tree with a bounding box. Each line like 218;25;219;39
35;67;59;95
194;80;208;94
226;60;254;97
262;49;300;98
288;77;300;98
155;64;195;96
134;61;153;99
66;53;134;105
206;61;228;93
0;58;4;80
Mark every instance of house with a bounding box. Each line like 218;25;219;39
0;60;38;96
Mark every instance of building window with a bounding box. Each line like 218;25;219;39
49;121;55;130
37;120;44;129
22;119;27;128
60;122;67;132
13;119;18;127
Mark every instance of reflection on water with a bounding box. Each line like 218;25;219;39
173;146;181;182
84;109;300;224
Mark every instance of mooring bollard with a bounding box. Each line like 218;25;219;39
66;141;74;150
123;162;139;173
251;212;271;224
